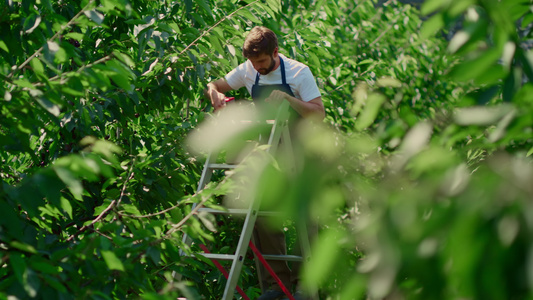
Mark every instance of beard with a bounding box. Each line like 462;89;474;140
258;56;276;75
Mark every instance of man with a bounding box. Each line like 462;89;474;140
205;26;324;119
204;26;324;300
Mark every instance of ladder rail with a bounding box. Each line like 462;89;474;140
178;101;310;300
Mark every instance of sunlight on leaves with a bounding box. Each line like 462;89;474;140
101;250;125;271
454;104;514;126
84;9;104;25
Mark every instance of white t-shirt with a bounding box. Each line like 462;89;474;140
225;54;321;102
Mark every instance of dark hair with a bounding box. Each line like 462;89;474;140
242;26;278;58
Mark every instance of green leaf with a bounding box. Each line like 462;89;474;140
9;253;39;297
34;172;62;206
449;0;475;17
238;9;262;24
527;146;533;157
197;211;217;232
450;48;502;82
146;247;161;265
13;79;35;89
41;275;67;293
420;13;444;39
521;12;533;28
10;241;37;254
208;34;225;55
30;58;44;75
10;252;25;283
54;167;83;201
31;89;61;117
61;86;85;96
101;250;125;271
24;13;42;34
265;0;281;13
376;77;402;88
61;197;73;219
80;137;123;164
474;64;509;85
64;32;84;41
0;40;9;53
421;0;447;15
84;9;104;25
355;93;387;131
0;201;23;237
454;105;514;126
197;0;213;17
105;59;134;91
301;228;343;289
26;269;41;297
30;260;60;275
112;51;134;67
53;46;68;64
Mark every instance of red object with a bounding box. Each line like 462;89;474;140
199;244;250;300
225;97;235;102
248;241;295;300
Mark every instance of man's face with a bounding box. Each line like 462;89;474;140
249;53;276;75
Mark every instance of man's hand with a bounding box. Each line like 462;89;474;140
207;84;227;111
205;79;233;111
265;90;288;105
266;90;325;119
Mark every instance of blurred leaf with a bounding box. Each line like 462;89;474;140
376;77;402;88
398;121;433;159
420;13;444;39
450;48;501;82
13;79;35;89
449;0;475;17
9;253;40;297
0;40;9;53
84;9;104;25
421;0;447;15
355;93;386;131
488;109;516;143
54;166;83;201
197;211;217;232
64;32;84;41
454;105;514;126
31;89;61;117
101;250;125;271
302;228;344;290
10;241;37;254
0;200;23;237
30;58;45;75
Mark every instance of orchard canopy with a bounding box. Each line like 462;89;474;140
1;0;533;299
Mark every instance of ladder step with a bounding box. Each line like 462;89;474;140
199;208;248;215
262;254;304;262
198;208;283;217
195;253;237;260
208;163;238;170
192;253;303;262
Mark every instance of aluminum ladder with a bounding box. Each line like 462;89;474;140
179;101;312;299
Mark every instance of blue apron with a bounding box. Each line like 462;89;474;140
251;58;299;121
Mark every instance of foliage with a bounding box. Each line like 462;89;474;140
1;0;533;299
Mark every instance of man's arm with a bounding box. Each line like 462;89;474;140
204;78;233;111
267;90;325;120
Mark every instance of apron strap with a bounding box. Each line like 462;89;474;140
254;56;287;85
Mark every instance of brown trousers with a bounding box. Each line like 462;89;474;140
253;217;317;293
253;217;295;292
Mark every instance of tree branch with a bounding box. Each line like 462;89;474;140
46;54;114;84
66;161;135;242
7;0;96;79
176;0;262;57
